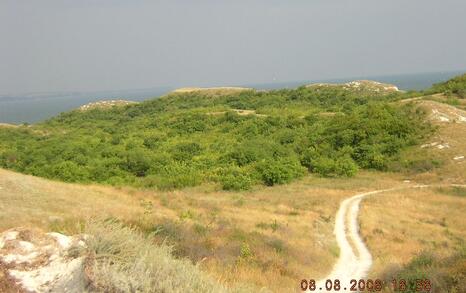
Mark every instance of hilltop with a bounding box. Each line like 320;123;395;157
306;80;400;93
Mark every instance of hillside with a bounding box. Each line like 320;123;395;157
0;78;432;191
0;74;465;292
0;162;429;292
1;92;465;290
427;73;466;98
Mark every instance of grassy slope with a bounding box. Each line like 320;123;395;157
0;166;407;291
0;168;147;231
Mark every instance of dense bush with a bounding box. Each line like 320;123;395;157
0;76;441;190
256;158;306;186
219;172;253;191
311;156;358;177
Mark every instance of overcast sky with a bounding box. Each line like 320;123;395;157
1;0;465;95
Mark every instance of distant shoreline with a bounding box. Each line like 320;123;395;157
0;70;464;124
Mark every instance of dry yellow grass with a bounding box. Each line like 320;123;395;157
0;123;19;128
147;173;409;291
0;168;157;232
360;186;466;282
0;166;403;291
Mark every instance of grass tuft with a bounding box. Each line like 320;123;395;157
84;219;231;293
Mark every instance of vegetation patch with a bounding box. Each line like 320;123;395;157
0;79;438;190
427;73;466;98
435;186;466;197
381;247;466;293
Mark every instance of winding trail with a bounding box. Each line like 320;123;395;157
314;185;429;291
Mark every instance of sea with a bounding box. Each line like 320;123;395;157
1;71;464;124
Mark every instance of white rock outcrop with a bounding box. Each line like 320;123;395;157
79;100;137;111
306;80;400;93
0;229;87;293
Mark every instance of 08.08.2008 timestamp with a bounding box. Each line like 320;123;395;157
300;278;432;292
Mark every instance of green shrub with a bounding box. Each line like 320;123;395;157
121;149;151;177
154;162;203;190
49;161;89;182
142;134;165;149
217;167;253;190
255;158;306;186
226;147;260;166
240;243;253;259
312;157;336;177
334;156;359;177
220;173;252;191
300;147;319;170
171;141;202;161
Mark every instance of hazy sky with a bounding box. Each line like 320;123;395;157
1;0;465;95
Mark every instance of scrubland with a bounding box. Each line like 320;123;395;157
0;74;465;292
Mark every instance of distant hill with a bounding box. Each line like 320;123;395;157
171;87;252;95
306;80;399;93
0;123;19;128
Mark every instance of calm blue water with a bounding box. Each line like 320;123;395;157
0;88;172;124
1;71;464;124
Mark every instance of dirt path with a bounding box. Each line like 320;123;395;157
314;185;429;291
